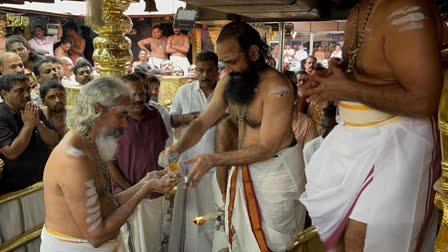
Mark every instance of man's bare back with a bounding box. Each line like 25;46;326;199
44;131;119;239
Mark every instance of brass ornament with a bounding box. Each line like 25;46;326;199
190;28;201;65
434;36;448;251
90;0;133;78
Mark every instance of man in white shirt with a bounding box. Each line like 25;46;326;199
283;44;295;64
329;44;343;59
294;44;308;62
60;57;78;86
168;51;226;252
28;22;63;56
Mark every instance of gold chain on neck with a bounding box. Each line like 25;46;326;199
346;0;376;74
236;105;247;129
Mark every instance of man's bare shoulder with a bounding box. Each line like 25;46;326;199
257;68;294;101
47;131;91;173
260;68;291;90
381;0;439;23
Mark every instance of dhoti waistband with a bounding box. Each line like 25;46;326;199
40;225;120;251
338;101;404;127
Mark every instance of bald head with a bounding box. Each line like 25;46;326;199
0;52;25;75
60;56;74;79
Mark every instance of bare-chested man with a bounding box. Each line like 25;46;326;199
299;0;443;251
41;77;174;251
159;21;306;251
66;22;86;64
138;25;168;69
166;27;190;74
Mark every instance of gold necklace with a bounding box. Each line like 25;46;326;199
346;0;376;74
231;105;247;129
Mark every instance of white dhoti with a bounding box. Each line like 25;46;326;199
299;101;440;251
226;143;306;252
170;55;190;74
149;57;167;69
120;197;163;252
40;226;125;252
168;170;227;252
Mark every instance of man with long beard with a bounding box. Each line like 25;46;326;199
41;77;174;251
299;0;443;251
159;22;306;251
166;27;190;74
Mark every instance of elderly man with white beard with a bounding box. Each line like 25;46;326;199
41;77;174;251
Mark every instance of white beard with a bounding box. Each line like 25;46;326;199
95;130;120;163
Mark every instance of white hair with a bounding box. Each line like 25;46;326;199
66;77;131;136
59;56;73;64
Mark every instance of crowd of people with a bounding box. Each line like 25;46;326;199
270;40;343;73
0;0;444;251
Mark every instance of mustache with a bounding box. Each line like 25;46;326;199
133;101;144;106
106;128;125;138
229;72;241;78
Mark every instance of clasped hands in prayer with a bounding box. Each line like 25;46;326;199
158;149;213;189
298;58;351;107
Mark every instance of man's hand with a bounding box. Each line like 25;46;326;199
183;111;200;125
21;102;39;128
158;149;179;168
139;171;173;194
299;60;349;107
183;154;214;189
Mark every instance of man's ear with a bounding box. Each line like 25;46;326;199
248;44;260;63
93;102;105;114
0;90;7;101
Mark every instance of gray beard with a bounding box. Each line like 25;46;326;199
95;132;119;163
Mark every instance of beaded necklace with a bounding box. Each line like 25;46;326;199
346;0;382;74
81;134;120;208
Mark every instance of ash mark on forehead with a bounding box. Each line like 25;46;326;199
111;105;130;111
219;52;237;62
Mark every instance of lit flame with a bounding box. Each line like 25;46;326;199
193;216;211;225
